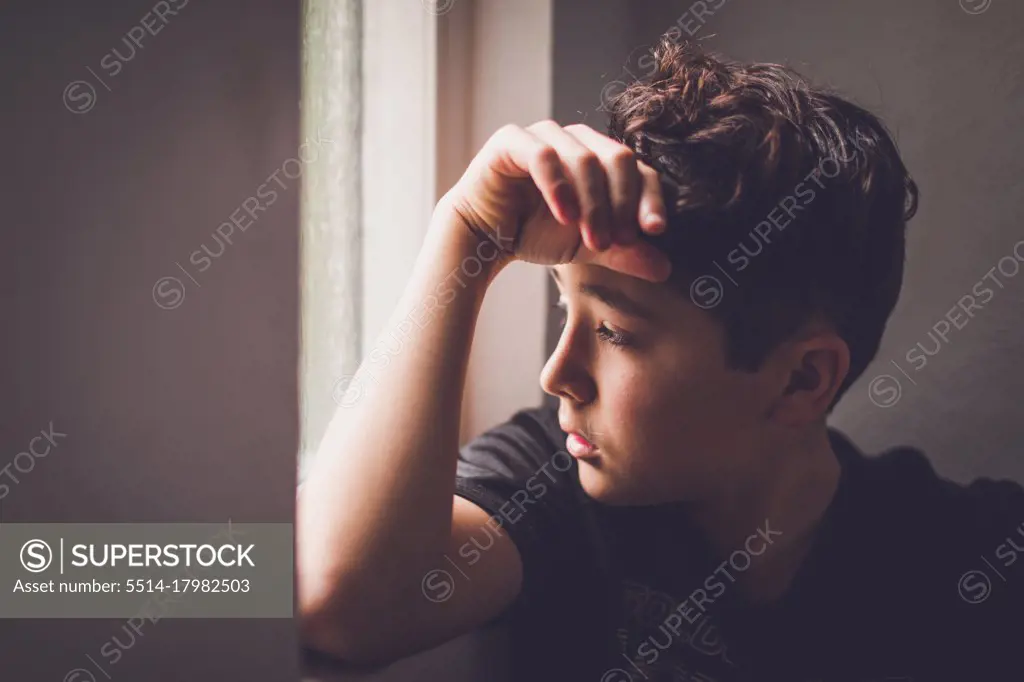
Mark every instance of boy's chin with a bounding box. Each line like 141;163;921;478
577;461;692;506
576;461;647;506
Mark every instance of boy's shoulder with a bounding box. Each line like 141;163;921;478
835;436;1021;601
832;427;1024;531
820;430;1024;672
828;428;1023;570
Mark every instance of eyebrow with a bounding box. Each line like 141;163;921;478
549;268;656;322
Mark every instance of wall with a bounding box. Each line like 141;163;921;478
0;0;300;679
458;0;554;444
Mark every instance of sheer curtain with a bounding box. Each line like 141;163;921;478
298;0;362;479
297;0;439;480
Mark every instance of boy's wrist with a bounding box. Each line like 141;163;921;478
429;195;513;288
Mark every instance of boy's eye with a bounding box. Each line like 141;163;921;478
597;323;630;347
550;299;631;348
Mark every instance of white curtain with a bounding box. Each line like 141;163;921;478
298;0;362;479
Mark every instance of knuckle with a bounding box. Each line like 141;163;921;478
637;160;658;179
607;146;636;168
564;123;593;135
492;123;521;143
527;119;560;132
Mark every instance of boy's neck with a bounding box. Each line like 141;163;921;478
687;429;842;604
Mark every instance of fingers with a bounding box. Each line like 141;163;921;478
486;124;580;226
637;163;668;235
563;125;643;247
491;121;671;283
527;123;668;251
527;121;613;252
565;124;668;238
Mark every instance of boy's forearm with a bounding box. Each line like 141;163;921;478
296;201;508;620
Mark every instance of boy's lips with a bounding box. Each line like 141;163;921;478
565;431;598;458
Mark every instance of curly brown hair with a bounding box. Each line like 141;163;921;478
606;39;919;411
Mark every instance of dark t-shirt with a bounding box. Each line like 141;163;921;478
453;405;1024;682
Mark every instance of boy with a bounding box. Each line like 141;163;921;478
297;39;1024;681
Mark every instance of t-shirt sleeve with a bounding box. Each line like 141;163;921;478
453;406;615;679
453;405;589;616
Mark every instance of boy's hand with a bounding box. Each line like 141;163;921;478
444;121;672;282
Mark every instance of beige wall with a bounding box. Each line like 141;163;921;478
440;0;554;445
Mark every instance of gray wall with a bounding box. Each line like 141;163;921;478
552;0;1024;485
1;0;301;679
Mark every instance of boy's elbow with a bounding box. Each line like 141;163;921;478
297;586;354;661
296;576;403;666
297;568;367;661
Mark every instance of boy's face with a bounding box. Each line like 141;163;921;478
543;263;785;506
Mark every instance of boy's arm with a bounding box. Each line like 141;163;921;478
296;203;522;663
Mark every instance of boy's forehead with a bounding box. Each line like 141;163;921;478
550;263;670;297
549;263;690;321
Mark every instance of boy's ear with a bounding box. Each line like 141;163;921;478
773;330;850;424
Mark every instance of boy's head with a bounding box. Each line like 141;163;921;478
542;39;918;505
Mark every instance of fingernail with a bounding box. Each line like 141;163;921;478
642;211;665;232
